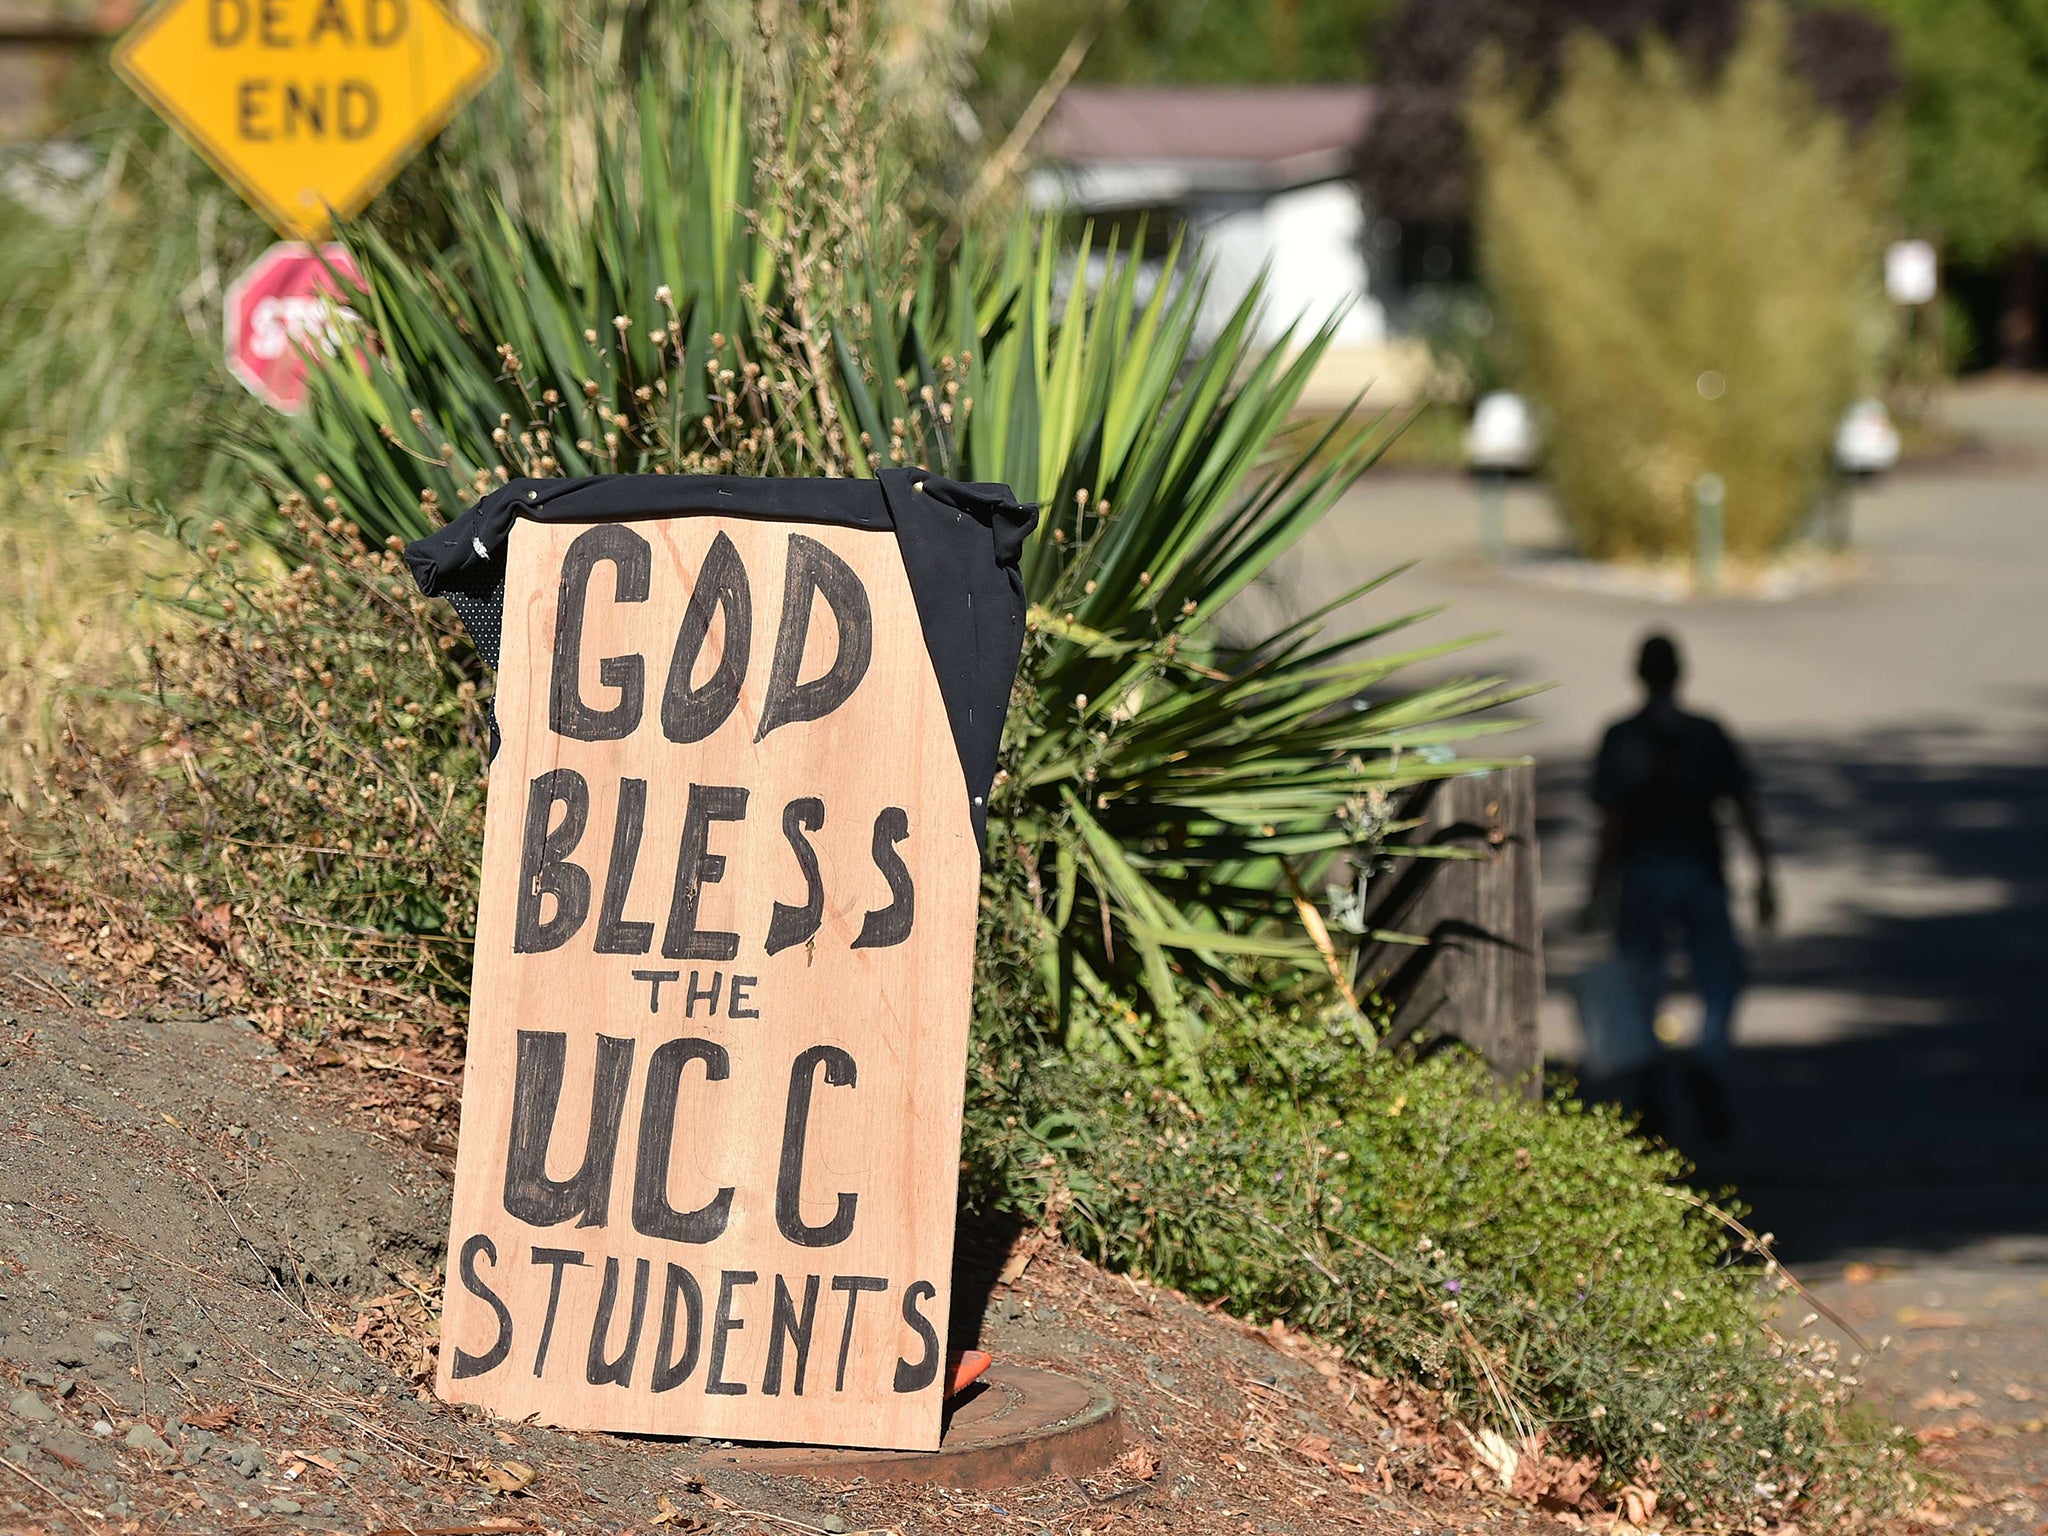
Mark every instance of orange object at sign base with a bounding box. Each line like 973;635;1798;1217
948;1350;994;1398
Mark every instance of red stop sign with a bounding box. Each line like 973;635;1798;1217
225;242;368;414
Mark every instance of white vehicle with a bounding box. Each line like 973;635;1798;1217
1464;390;1542;475
1834;397;1900;477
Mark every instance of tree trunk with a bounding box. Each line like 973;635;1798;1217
1999;246;2042;369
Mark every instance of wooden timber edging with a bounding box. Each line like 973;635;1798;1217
1353;764;1544;1089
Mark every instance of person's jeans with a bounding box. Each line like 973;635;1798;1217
1615;859;1746;1061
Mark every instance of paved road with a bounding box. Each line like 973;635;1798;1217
1263;380;2048;1267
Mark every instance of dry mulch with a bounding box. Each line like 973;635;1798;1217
0;895;2008;1536
0;924;1559;1535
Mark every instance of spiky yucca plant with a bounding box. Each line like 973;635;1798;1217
249;6;1527;1081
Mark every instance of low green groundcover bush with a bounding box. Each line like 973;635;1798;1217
963;853;1909;1527
966;1046;1906;1524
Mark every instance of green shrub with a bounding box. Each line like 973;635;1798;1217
20;511;490;1024
962;894;1912;1526
1468;6;1889;561
0;114;269;506
239;3;1529;1072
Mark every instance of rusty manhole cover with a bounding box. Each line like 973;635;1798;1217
714;1364;1122;1489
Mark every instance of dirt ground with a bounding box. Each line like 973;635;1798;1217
1805;1264;2048;1536
3;923;2036;1536
0;931;1578;1536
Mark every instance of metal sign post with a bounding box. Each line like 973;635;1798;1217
1693;472;1725;594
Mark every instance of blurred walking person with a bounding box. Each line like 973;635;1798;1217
1584;633;1776;1140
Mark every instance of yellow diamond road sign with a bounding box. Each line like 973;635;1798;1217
115;0;498;241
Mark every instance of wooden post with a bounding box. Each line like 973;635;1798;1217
1354;766;1544;1088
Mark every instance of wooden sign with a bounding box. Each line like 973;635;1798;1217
407;474;1031;1452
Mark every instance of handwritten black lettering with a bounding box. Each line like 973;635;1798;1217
705;1270;757;1396
892;1280;941;1394
630;1037;734;1245
830;1275;888;1392
765;797;825;957
661;532;751;744
503;1031;633;1228
594;778;654;954
762;1274;821;1397
449;1234;512;1380
684;970;721;1017
756;534;873;741
651;1264;704;1392
550;524;650;741
633;968;680;1012
776;1046;858;1248
852;807;915;949
529;1247;587;1378
661;784;748;961
585;1256;651;1388
728;975;760;1019
513;769;591;953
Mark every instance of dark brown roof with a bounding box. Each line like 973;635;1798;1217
1036;85;1376;166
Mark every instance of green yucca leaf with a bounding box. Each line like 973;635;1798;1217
247;24;1527;1089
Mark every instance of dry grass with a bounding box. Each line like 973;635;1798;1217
0;463;197;808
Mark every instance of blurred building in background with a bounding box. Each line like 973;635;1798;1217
1030;84;1432;407
0;0;128;141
